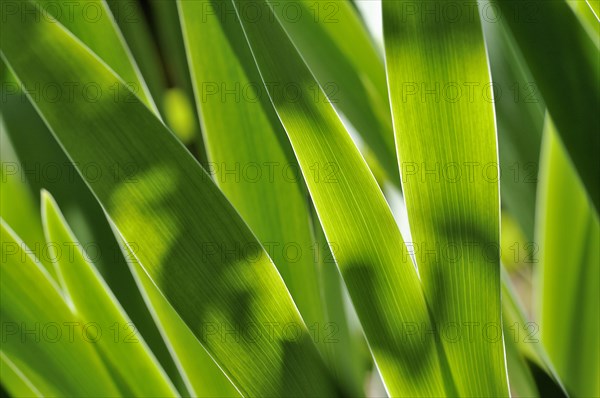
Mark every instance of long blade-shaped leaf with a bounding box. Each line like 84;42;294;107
383;1;509;395
105;3;254;392
105;0;167;112
0;117;48;271
482;15;545;241
178;0;325;337
536;116;600;397
3;65;224;394
231;0;447;395
121;241;241;398
266;0;398;183
495;0;600;212
0;352;42;398
567;0;600;47
2;65;155;308
1;64;190;391
0;220;120;397
41;191;178;397
311;209;371;394
32;0;157;112
0;3;336;396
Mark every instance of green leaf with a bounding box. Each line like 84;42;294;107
501;271;567;397
588;0;600;16
0;117;48;273
0;220;120;397
105;0;168;111
179;0;325;347
481;15;545;241
41;190;178;397
106;0;199;146
2;59;201;394
31;0;157;113
148;0;194;96
0;3;336;396
536;116;600;397
310;209;371;395
231;0;447;395
1;63;184;388
179;3;379;392
121;241;241;398
266;0;398;184
495;0;600;213
104;3;250;392
383;1;509;395
503;329;539;397
566;0;600;47
1;352;42;397
147;0;207;160
2;65;129;290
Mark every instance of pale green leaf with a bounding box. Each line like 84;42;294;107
0;220;120;397
311;209;371;395
0;3;337;396
1;62;185;388
383;1;509;395
536;116;600;397
32;0;157;112
41;190;178;397
0;352;42;398
267;0;398;183
0;119;48;272
567;0;600;47
232;0;447;395
121;241;241;398
179;0;325;347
